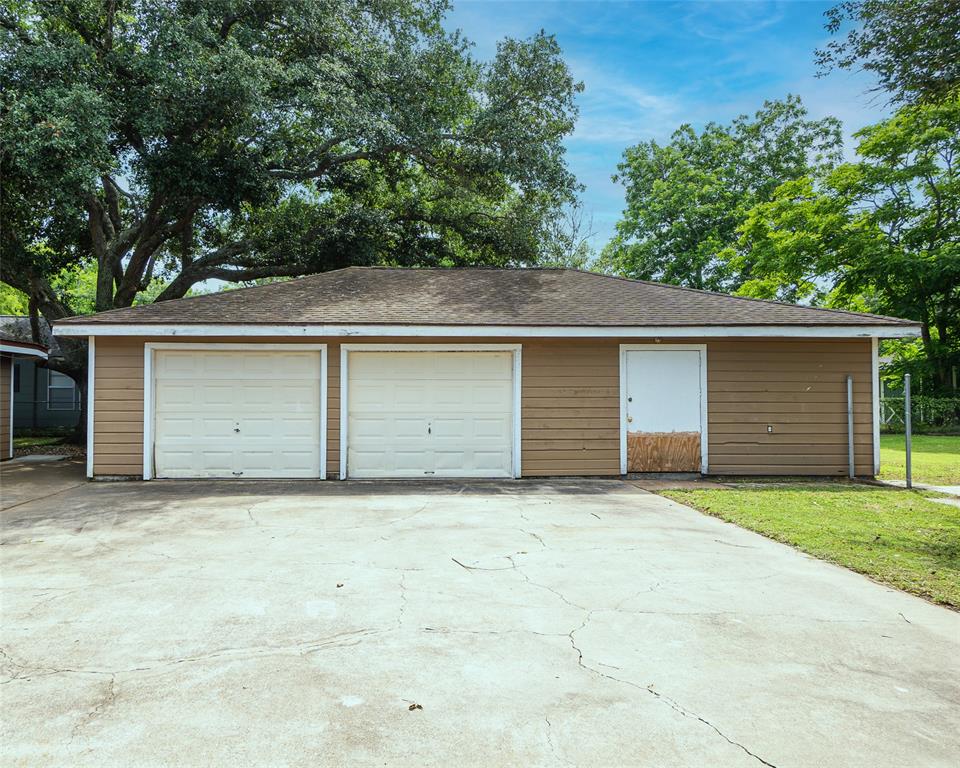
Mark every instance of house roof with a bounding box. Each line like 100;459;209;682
0;315;61;356
54;267;918;330
0;329;49;358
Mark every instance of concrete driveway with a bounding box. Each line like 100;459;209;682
2;461;958;767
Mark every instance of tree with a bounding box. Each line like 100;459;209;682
738;97;960;392
0;284;29;315
0;0;581;354
816;0;960;105
600;96;842;292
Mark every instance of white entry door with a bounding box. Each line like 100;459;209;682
153;349;323;479
623;347;706;473
346;351;514;478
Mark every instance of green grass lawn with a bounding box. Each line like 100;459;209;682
663;483;960;608
879;434;960;485
12;435;68;449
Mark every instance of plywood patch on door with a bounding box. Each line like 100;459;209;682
628;431;701;472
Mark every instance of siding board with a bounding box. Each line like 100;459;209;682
91;335;878;479
0;357;10;461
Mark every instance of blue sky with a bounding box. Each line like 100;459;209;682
444;0;887;250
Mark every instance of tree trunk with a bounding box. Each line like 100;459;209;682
25;275;89;441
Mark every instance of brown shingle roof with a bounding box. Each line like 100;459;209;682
55;267;918;328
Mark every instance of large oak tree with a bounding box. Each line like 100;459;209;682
1;0;582;381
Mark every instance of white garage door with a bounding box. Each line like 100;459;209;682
346;351;515;478
153;349;323;479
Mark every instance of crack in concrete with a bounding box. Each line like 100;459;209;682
451;557;517;572
243;500;431;532
1;481;89;513
519;528;547;549
398;573;408;629
544;715;575;766
71;673;117;739
507;555;588;612
565;615;778;768
477;561;779;768
714;538;757;549
0;628;394;684
421;626;567;639
592;606;891;625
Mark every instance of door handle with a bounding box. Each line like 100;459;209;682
627;416;633;423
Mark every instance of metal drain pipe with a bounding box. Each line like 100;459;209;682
847;375;855;479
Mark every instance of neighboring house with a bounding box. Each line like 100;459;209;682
0;316;82;430
53;267;921;481
0;333;49;461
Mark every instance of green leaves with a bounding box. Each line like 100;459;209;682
739;96;960;392
817;0;960;105
1;0;581;317
602;96;842;292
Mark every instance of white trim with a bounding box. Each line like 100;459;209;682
339;346;348;481
8;358;14;460
340;343;524;352
320;350;328;480
142;342;328;481
143;344;153;480
0;343;47;358
338;343;523;480
872;337;880;475
512;346;522;479
86;337;95;478
619;344;709;475
53;323;922;339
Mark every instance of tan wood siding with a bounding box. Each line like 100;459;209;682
705;339;874;476
91;335;877;478
1;357;11;461
521;340;620;475
93;338;145;476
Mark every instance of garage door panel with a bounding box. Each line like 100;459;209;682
474;416;510;438
157;353;200;376
155;416;200;439
431;418;465;437
153;349;323;479
394;451;431;470
474;452;513;471
351;416;389;438
155;384;197;409
199;451;233;472
393;418;427;438
434;450;468;470
394;383;428;407
346;351;514;478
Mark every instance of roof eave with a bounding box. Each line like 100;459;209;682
0;341;49;358
53;322;922;339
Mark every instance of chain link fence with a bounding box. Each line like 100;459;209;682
881;395;960;431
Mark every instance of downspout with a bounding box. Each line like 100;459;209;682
846;375;855;479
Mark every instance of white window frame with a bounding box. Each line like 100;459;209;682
142;342;328;481
339;343;523;480
47;369;78;411
619;344;709;475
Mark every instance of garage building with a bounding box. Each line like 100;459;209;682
53;268;920;480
